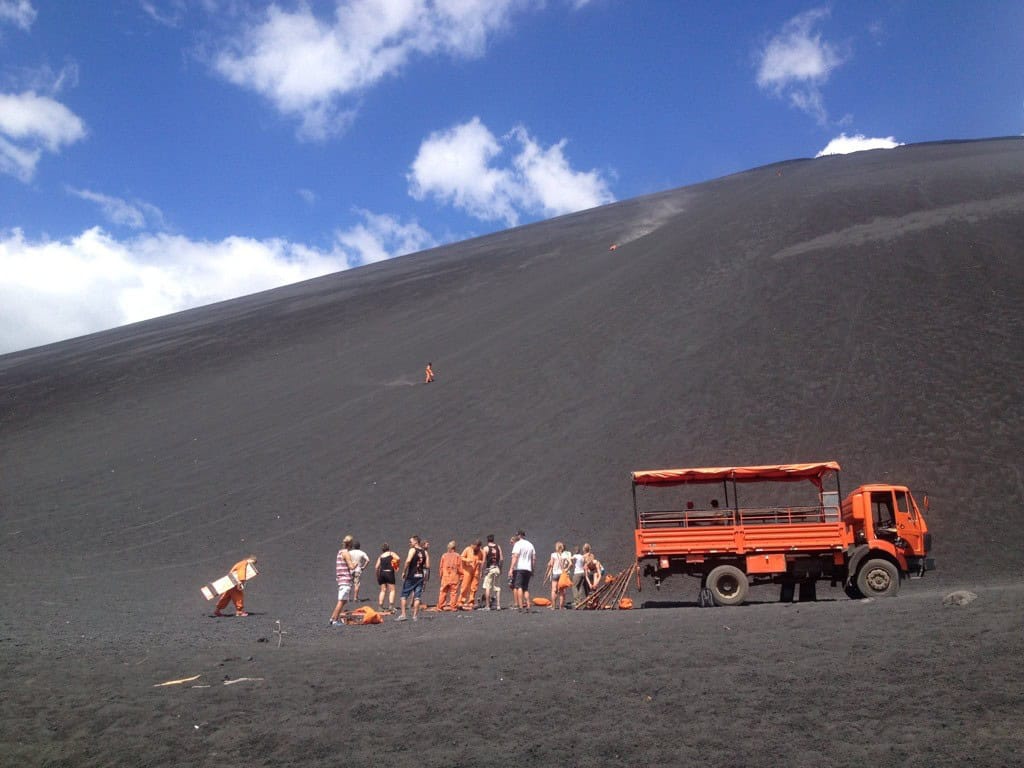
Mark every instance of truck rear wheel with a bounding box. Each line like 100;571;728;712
855;558;900;598
706;565;749;606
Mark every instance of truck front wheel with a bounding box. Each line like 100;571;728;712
855;559;900;598
706;565;749;606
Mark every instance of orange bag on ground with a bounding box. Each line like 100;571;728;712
347;606;383;625
532;597;552;606
618;598;634;610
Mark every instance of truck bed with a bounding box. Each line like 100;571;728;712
635;506;852;558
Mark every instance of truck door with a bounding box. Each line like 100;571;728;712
870;491;898;540
893;489;925;554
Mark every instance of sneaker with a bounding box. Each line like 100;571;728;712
329;620;343;627
412;615;418;622
395;615;407;622
480;606;491;611
236;612;250;617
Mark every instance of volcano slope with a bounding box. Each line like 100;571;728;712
1;137;1022;767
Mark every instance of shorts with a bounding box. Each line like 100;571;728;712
337;584;352;601
377;571;396;586
512;570;532;591
482;566;502;594
401;576;425;600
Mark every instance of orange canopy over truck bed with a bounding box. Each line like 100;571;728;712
632;461;841;487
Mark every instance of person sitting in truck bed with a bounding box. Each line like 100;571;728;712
709;499;731;525
680;500;695;527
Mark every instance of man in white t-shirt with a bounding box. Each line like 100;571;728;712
508;530;536;611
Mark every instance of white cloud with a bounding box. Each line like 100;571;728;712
408;117;520;224
756;7;844;124
0;212;435;353
0;0;36;30
297;187;316;204
0;91;86;181
408;117;614;226
139;0;186;28
510;125;614;219
336;209;435;267
212;0;525;140
816;133;902;157
67;187;166;230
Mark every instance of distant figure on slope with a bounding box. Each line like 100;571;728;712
437;541;462;610
424;362;434;384
375;543;400;612
214;555;257;617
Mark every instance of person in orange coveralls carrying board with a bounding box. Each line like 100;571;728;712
436;541;462;610
214;555;258;617
424;362;434;383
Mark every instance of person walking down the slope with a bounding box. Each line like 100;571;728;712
458;540;485;610
548;542;572;610
572;545;588;606
375;543;400;612
480;534;503;610
509;530;536;612
397;536;429;622
424;362;434;384
330;540;358;627
437;541;462;611
349;540;370;602
214;555;258;617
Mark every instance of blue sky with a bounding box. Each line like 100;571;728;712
1;1;1021;353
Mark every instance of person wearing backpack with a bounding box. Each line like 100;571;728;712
396;535;429;622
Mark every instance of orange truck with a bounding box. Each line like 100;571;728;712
633;461;933;606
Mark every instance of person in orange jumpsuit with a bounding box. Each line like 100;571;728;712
436;541;462;610
214;555;257;617
424;362;434;383
458;540;484;609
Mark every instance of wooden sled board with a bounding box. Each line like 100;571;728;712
200;563;258;600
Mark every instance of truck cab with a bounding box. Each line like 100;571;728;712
843;484;933;577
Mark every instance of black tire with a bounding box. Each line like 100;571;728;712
844;583;865;600
855;558;900;598
706;565;749;606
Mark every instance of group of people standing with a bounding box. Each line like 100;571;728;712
328;532;605;625
543;542;604;609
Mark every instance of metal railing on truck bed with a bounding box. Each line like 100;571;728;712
637;505;836;528
635;505;851;557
